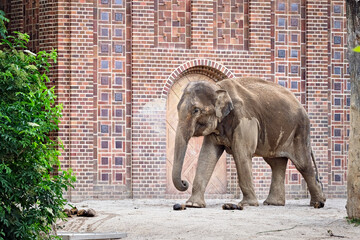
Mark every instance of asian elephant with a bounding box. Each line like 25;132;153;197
172;77;326;208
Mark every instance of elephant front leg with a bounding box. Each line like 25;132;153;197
186;135;224;208
233;154;259;206
232;123;259;207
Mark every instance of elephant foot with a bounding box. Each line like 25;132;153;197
186;196;206;208
263;197;285;206
310;198;326;208
240;198;259;207
310;195;326;208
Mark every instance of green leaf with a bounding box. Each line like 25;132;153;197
353;46;360;52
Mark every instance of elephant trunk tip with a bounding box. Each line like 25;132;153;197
173;179;189;192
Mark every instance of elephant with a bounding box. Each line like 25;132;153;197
172;77;326;208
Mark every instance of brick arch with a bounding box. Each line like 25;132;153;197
161;59;235;99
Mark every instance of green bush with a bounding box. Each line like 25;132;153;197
0;11;75;240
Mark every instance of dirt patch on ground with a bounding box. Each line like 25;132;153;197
58;198;360;240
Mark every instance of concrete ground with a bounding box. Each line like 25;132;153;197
58;198;360;240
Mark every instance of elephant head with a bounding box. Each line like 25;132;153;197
172;81;234;191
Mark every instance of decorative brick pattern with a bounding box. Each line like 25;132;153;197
214;0;249;50
328;0;348;195
154;0;191;48
2;0;349;201
269;0;308;196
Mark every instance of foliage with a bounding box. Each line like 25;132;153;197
0;11;75;239
353;46;360;52
346;217;360;226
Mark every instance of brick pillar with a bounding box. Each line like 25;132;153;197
56;0;95;202
191;0;213;49
5;0;24;33
125;0;133;197
305;0;330;192
56;0;72;199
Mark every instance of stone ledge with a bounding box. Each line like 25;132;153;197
57;232;127;240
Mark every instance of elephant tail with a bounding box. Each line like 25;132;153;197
311;149;323;190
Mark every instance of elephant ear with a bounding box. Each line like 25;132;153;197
215;89;234;122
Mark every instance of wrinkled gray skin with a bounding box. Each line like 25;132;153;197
172;77;326;208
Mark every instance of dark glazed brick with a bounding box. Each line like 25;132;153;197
101;173;109;181
334;36;341;44
101;60;109;69
334;129;341;137
101;93;108;101
335;144;341;152
334;67;341;75
101;125;109;133
278;18;285;27
115;125;122;133
115;157;123;165
291;174;298;181
334;175;341;182
101;157;108;165
115;109;122;117
278;2;285;11
334;5;341;13
101;44;109;53
101;28;108;36
115;76;123;85
116;173;123;181
101;109;108;117
115;93;123;101
115;29;123;36
290;50;298;58
334;82;341;90
291;66;298;73
115;141;122;149
290;18;298;27
115;13;123;21
115;45;123;53
334;98;341;105
334;21;341;29
115;61;123;69
334;114;340;121
278;65;285;72
101;141;108;149
278;80;286;87
278;49;285;58
335;159;341;166
101;12;109;20
291;3;298;12
278;33;285;42
101;76;109;85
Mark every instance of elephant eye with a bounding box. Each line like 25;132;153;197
192;108;201;114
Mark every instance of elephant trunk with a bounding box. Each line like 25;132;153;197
172;127;190;191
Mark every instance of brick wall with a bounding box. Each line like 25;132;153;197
1;0;349;201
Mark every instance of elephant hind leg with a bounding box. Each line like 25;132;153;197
290;147;326;208
263;157;288;206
